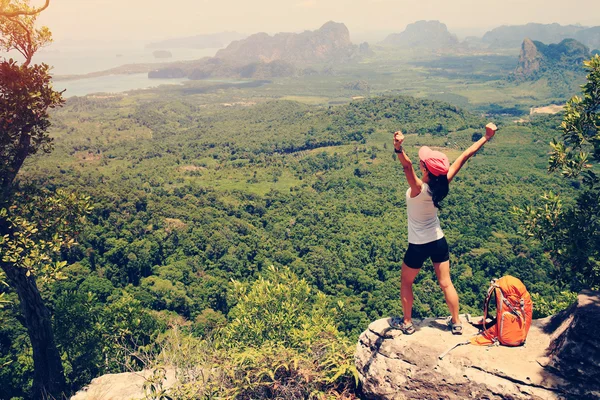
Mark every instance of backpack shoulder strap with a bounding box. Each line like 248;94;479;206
482;279;499;333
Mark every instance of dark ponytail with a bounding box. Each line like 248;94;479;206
427;173;449;209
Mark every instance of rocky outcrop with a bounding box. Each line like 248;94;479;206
513;38;545;78
542;290;600;390
513;38;590;80
215;21;362;65
71;368;176;400
355;290;600;399
381;21;458;49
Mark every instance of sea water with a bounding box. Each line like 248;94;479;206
3;43;222;97
53;73;191;98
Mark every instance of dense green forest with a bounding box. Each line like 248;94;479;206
0;90;579;397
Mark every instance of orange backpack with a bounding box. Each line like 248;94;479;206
471;276;533;346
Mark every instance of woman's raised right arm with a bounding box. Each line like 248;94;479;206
447;123;497;183
394;131;422;197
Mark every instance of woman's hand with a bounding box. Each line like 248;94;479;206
485;123;497;140
394;130;405;150
448;123;497;182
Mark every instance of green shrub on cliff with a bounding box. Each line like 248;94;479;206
151;267;358;399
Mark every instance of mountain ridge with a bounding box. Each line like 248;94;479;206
381;20;459;49
215;21;367;65
148;21;370;80
482;22;594;48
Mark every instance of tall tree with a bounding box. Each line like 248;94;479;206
0;1;89;398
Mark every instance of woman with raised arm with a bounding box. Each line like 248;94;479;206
391;123;497;335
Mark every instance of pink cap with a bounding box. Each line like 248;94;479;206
418;146;449;176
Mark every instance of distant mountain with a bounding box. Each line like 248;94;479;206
513;38;590;80
148;22;371;80
574;27;600;51
381;20;458;49
146;32;246;49
482;23;585;48
215;21;368;65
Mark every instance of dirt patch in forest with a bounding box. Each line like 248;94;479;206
530;104;564;115
179;165;206;172
164;218;187;232
74;151;102;162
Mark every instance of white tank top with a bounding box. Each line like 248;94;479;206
406;183;444;244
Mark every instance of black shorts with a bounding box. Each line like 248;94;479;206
403;237;450;269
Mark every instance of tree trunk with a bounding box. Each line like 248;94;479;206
1;262;66;399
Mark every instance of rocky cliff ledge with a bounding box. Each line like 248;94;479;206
355;290;599;399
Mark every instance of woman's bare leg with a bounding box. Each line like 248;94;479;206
401;263;421;324
433;260;460;323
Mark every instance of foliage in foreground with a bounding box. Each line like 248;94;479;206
531;291;579;319
0;3;83;395
148;267;358;399
516;55;600;290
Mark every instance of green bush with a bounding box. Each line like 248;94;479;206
531;291;578;319
150;267;359;399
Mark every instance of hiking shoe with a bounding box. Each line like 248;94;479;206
446;316;463;335
389;317;416;335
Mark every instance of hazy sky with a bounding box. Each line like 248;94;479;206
36;0;600;44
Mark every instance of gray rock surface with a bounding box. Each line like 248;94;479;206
71;368;176;400
356;291;600;399
513;38;590;80
514;38;544;78
543;290;600;396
